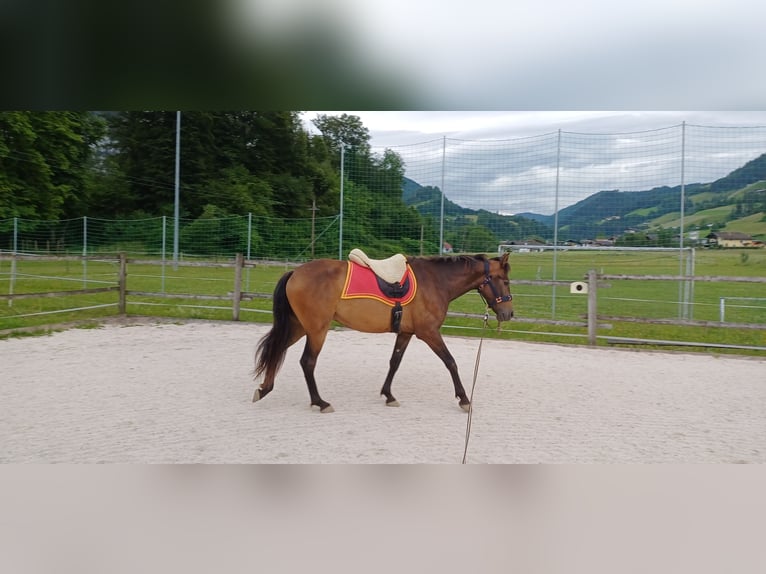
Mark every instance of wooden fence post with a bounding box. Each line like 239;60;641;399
587;269;597;346
232;253;243;321
118;253;127;315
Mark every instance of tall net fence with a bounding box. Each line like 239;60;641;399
0;214;341;261
354;124;766;253
1;123;765;260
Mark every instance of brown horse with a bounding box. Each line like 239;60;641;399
252;252;513;412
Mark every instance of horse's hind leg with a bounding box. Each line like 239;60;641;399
253;316;305;402
300;332;334;413
380;332;413;407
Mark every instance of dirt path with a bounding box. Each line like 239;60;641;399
1;320;764;463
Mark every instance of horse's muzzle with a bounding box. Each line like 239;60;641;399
495;307;514;322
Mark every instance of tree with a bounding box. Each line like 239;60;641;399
105;111;179;216
311;113;371;159
197;165;268;216
460;225;498;253
0;111;106;219
100;111;333;222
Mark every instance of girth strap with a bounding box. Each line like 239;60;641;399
391;302;403;333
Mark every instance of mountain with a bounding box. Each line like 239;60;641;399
401;177;469;218
522;153;766;240
402;177;554;249
708;153;766;193
401;152;766;246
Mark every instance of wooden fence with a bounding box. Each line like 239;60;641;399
119;253;258;320
2;253;765;350
586;271;766;350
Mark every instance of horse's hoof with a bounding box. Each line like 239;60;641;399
459;402;471;413
320;405;335;413
386;400;400;407
252;389;261;402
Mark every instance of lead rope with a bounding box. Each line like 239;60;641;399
462;301;490;464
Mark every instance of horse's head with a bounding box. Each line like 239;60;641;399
476;252;514;322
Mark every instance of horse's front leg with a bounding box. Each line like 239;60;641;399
418;331;470;412
380;332;413;407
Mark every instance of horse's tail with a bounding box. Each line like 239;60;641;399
254;270;295;381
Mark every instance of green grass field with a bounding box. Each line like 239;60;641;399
651;209;766;239
1;250;765;354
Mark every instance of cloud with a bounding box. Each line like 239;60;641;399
372;122;766;215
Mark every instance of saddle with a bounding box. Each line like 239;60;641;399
348;248;408;284
347;248;412;333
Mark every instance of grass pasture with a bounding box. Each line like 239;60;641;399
1;250;765;354
656;206;733;229
720;212;766;237
656;208;766;238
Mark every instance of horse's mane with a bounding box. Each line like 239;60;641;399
408;253;489;266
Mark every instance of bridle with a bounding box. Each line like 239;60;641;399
477;258;512;309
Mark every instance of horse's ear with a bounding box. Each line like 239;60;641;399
500;251;510;267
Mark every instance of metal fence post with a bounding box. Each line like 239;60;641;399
678;122;687;320
552;129;561;319
82;216;88;288
439;136;446;255
246;213;252;291
161;215;167;293
8;217;18;307
587;269;598;346
339;143;345;260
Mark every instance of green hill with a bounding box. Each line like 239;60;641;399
653;205;735;229
533;153;766;241
401;177;554;249
401;153;766;246
720;212;766;238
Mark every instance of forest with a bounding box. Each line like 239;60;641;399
1;111;358;220
4;111;766;258
0;111;514;256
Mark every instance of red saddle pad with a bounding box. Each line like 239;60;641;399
341;261;417;306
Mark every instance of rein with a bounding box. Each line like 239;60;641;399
462;298;490;464
463;257;510;463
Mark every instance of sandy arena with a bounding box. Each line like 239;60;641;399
1;318;764;463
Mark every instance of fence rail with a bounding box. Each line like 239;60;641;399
582;271;766;350
0;286;118;301
1;254;765;351
599;273;766;284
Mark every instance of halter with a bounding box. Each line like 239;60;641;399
477;258;512;308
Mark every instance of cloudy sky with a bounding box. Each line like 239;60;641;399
287;0;766;217
303;111;766;148
303;111;766;214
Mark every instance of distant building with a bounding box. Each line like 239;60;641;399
498;239;547;253
594;237;616;247
581;237;616;247
706;231;762;248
